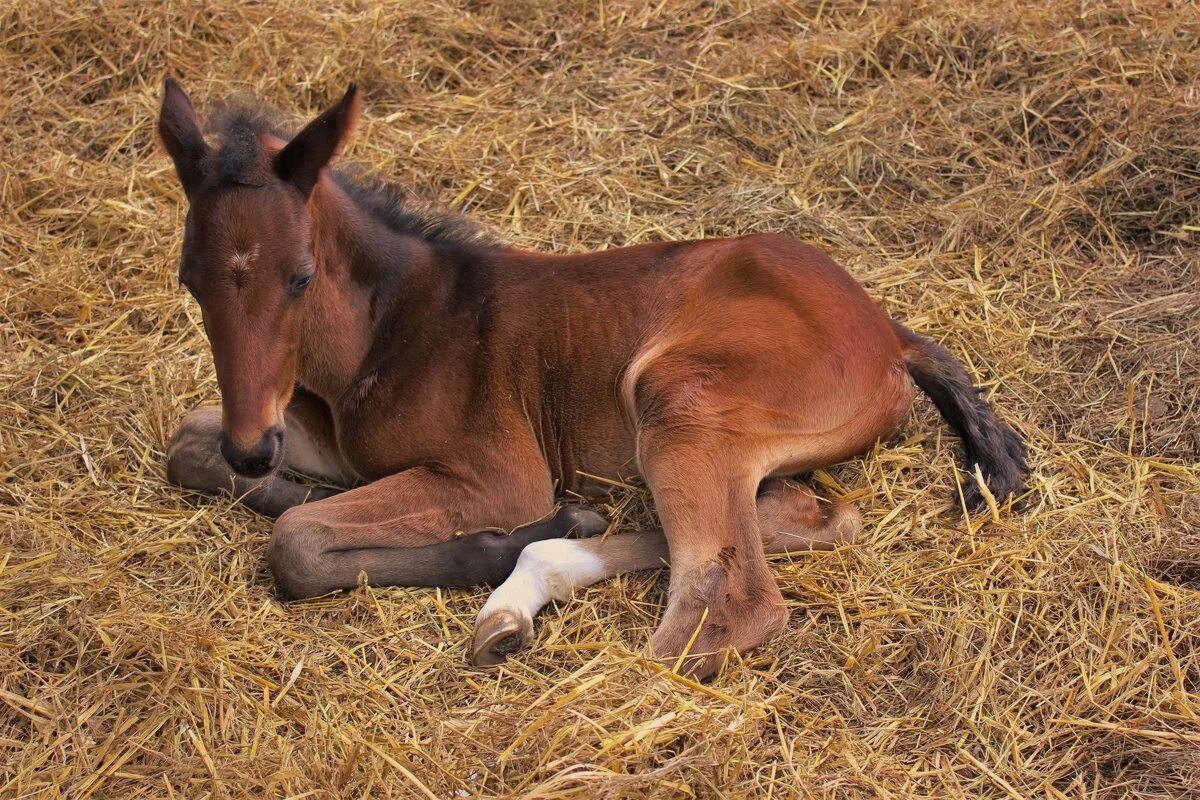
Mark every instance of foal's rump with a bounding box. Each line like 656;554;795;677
699;234;1025;504
618;233;915;475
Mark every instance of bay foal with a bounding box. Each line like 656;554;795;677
160;80;1025;678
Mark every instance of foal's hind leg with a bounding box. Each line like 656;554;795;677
638;439;787;680
472;480;859;667
167;389;354;517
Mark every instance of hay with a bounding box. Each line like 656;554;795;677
1;0;1198;797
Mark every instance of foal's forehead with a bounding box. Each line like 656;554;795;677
190;182;308;254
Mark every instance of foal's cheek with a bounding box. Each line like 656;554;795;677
271;319;303;416
195;306;216;348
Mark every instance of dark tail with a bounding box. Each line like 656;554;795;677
892;321;1026;511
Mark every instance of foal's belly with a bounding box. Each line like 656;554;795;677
548;416;641;497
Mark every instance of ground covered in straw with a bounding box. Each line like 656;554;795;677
2;1;1198;797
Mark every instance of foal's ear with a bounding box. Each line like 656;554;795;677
274;83;361;198
158;77;209;199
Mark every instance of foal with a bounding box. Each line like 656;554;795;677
160;80;1025;678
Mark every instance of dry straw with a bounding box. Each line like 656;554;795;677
1;1;1198;797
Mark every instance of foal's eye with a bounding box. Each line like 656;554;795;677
289;273;313;297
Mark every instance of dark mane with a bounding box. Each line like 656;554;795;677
203;97;501;250
330;170;501;250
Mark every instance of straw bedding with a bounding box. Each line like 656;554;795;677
2;1;1198;797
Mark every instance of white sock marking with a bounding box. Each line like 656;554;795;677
479;538;606;624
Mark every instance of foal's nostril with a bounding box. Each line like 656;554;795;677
219;426;284;478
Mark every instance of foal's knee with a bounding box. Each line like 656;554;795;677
166;407;227;491
267;506;330;599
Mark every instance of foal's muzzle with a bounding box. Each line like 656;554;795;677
219;426;284;478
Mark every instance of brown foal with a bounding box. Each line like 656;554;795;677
160;80;1025;678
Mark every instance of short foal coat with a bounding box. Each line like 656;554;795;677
161;81;1025;678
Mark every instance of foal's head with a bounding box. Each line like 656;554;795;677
159;78;361;477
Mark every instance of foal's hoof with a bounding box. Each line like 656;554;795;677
557;505;608;538
471;610;532;667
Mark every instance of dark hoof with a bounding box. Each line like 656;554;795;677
471;610;532;667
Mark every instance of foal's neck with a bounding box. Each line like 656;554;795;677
296;178;436;405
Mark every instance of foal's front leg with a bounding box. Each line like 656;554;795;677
266;464;561;598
